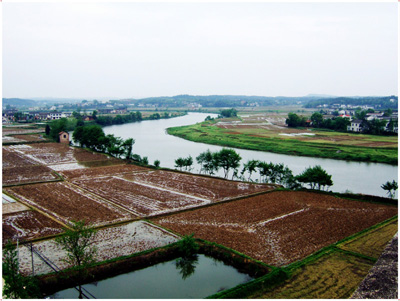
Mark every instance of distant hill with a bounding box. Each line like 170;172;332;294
3;98;37;108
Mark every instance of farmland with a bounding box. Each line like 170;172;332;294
152;191;397;266
2;126;398;298
167;113;398;164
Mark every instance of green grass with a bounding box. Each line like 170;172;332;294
167;123;398;165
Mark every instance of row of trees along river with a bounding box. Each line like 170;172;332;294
97;113;397;198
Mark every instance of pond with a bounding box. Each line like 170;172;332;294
48;254;253;299
102;113;398;197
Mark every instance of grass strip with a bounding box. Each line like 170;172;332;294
167;123;397;165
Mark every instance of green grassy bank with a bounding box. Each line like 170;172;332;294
167;123;398;165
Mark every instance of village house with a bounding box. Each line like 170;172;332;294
347;120;363;132
58;131;70;144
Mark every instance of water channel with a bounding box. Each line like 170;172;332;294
103;112;398;197
49;254;253;299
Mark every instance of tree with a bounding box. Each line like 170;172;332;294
196;150;218;175
183;156;193;171
381;180;398;199
296;165;333;190
175;157;185;171
2;241;40;299
220;108;237;118
214;148;242;179
142;156;149;165
121;138;135;160
154;159;161;168
286;113;307;127
175;234;199;280
45;124;51;136
310;112;324;128
241;159;259;181
55;221;97;299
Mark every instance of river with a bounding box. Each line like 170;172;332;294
103;112;398;198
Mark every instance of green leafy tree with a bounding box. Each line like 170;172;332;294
296;165;333;190
154;159;161;168
196;150;218;175
121;138;135;160
310;112;324;128
219;108;238;118
286;113;307;127
381;180;398;199
142;156;149;165
2;241;41;299
241;159;260;181
214;148;242;179
55;221;97;299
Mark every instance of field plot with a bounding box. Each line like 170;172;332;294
153;191;397;266
3;165;60;186
2;135;26;144
5;143;121;167
3;201;30;214
3;148;38;168
73;176;209;216
338;219;398;258
249;251;374;299
4;182;136;226
2;128;44;136
9;134;47;142
17;221;179;276
60;163;149;181
123;170;274;201
3;210;64;243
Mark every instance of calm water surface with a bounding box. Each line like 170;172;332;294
102;113;398;197
49;254;253;299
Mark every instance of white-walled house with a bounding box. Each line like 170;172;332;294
347;120;363;132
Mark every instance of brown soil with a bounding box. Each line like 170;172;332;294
3;210;64;243
60;164;150;180
5;182;136;226
152;191;397;266
73;176;208;216
7;143;122;165
3;165;59;185
123;170;275;201
2;148;37;168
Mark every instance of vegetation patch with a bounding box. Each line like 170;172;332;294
247;251;374;299
338;219;398;258
167;122;398;164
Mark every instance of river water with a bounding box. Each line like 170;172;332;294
103;112;398;197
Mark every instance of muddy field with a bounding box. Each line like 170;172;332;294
152;191;397;266
60;163;150;180
3;210;64;242
4;182;136;227
3;148;37;168
17;221;179;276
3;165;60;186
123;170;275;201
4;143;121;166
73;176;209;216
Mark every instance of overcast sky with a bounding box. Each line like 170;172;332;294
2;2;398;99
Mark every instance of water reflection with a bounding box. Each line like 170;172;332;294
175;255;199;280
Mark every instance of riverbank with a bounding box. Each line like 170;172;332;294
167;121;398;165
